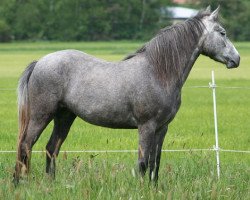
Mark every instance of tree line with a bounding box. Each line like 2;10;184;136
0;0;249;42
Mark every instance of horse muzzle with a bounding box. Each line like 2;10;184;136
226;55;240;69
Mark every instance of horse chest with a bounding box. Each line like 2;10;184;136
133;89;181;126
158;92;182;125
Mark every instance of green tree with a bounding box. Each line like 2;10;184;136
0;0;14;41
0;0;173;41
0;19;11;42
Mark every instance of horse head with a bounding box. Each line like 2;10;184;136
200;6;240;68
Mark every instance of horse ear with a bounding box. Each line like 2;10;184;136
205;5;211;13
210;6;220;21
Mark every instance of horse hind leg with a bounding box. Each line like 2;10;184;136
46;108;76;178
14;112;52;183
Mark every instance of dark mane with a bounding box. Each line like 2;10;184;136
123;11;209;83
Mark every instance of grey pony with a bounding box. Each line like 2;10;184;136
14;6;240;184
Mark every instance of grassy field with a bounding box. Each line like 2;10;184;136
0;41;250;199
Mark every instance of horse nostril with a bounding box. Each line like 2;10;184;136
226;58;239;68
232;59;239;67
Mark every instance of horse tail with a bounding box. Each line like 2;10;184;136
17;61;37;161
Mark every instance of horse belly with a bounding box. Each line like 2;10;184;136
78;108;137;129
66;97;138;129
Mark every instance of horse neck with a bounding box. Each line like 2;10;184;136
164;33;203;91
180;46;201;85
146;22;204;91
163;43;201;92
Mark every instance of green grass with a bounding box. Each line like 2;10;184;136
0;41;250;199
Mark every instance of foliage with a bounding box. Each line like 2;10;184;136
0;19;11;42
0;0;249;41
0;0;172;41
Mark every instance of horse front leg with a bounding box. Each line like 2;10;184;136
149;125;168;183
138;121;157;177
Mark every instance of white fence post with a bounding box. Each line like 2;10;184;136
209;70;220;179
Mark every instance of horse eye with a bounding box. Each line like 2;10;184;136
220;31;226;36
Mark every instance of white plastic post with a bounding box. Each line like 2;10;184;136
210;70;220;179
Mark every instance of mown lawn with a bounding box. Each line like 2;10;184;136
0;41;249;199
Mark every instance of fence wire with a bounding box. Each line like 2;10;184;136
0;148;250;154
